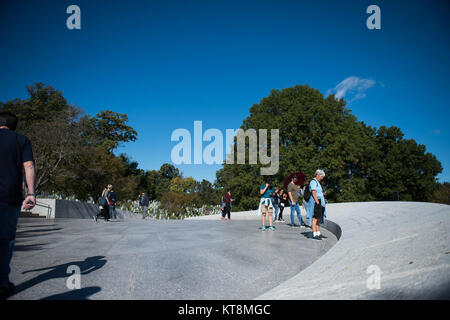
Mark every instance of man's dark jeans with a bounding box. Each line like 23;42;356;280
0;203;20;288
109;205;117;219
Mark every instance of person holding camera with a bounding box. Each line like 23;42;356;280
259;178;275;231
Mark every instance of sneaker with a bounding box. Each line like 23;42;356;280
268;226;275;231
259;225;267;231
312;235;322;241
318;234;327;239
0;282;15;300
94;215;98;222
290;224;299;227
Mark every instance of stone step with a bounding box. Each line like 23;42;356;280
19;211;46;218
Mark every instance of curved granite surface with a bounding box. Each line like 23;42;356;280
10;201;448;299
257;201;450;299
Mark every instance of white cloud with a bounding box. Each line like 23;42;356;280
431;129;441;135
327;76;376;102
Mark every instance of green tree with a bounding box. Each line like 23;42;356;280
85;110;138;152
432;182;450;204
197;179;220;205
0;83;141;201
216;85;442;210
0;83;80;128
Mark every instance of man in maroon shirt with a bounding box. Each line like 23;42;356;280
224;190;232;221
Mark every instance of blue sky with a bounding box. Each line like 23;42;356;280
1;0;449;183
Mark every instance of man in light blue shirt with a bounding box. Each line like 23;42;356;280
307;169;327;240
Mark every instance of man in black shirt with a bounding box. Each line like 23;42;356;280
139;192;149;219
109;187;118;220
0;112;36;299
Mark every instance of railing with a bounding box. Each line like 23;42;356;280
33;201;53;219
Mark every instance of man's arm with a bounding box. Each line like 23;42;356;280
312;190;319;204
23;160;36;210
260;184;269;195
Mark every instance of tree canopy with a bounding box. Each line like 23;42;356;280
216;85;443;210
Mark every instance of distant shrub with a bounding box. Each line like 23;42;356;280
432;183;450;205
159;192;202;217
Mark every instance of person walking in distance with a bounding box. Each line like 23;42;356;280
94;186;110;222
139;192;149;219
108;187;118;220
224;190;232;221
302;179;312;228
103;185;113;221
272;187;280;222
220;195;226;220
0;112;36;299
278;190;287;222
287;176;306;227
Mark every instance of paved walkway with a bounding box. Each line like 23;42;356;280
9;216;337;300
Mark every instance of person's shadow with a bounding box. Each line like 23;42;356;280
11;256;107;300
40;287;102;300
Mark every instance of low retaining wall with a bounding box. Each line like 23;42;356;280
256;201;450;299
25;198;140;220
55;200;141;219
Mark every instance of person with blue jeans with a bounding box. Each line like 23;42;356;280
139;192;150;219
287;176;305;227
272;187;280;222
0;112;36;299
108;188;118;219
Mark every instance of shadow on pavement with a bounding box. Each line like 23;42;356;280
13;243;50;252
17;228;64;233
40;286;102;300
16;227;64;240
300;231;313;239
17;224;58;228
10;256;107;299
